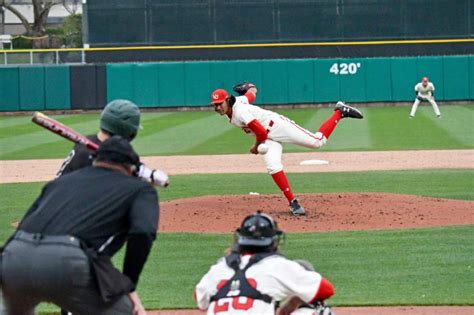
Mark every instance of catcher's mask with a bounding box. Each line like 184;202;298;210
236;211;283;247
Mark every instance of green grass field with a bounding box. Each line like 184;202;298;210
1;105;473;159
0;105;473;312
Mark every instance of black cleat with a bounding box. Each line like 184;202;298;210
335;101;364;119
289;199;306;216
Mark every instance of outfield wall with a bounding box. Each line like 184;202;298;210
0;55;473;111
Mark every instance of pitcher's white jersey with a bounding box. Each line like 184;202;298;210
415;82;435;98
230;96;279;130
229;96;326;149
195;254;323;315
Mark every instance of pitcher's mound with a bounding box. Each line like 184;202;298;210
159;193;473;233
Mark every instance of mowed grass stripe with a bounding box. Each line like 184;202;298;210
425;105;474;147
133;113;234;155
368;106;466;150
0;119;100;158
0;114;100;139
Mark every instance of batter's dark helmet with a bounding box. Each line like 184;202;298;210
236;212;283;247
100;99;141;140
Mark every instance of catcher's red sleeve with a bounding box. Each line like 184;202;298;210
247;119;268;142
244;90;256;103
310;278;335;303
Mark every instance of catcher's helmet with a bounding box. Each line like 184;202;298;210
237;212;283;247
100;99;141;140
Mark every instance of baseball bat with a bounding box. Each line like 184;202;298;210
32;111;99;151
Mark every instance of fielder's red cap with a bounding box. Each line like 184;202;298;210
211;89;229;104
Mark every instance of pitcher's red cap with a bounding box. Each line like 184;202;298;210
211;89;229;104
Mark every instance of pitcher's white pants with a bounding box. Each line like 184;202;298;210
262;115;327;174
410;97;441;117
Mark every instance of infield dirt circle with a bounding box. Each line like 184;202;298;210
3;150;473;314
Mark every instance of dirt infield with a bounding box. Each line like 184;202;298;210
159;193;474;233
1;149;473;183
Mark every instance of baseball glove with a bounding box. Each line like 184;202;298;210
233;81;256;95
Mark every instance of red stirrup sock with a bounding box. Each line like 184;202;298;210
271;170;295;203
317;110;342;139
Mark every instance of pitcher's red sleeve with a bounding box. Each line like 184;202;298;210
309;278;335;303
244;90;256;103
247;119;268;142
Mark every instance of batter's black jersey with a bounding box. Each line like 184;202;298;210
17;166;159;285
56;135;101;177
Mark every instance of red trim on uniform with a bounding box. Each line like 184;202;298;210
309;278;335;303
271;170;295;203
247;119;268;142
317;111;341;139
244;90;256;104
281;116;323;141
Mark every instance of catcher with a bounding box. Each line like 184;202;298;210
210;82;363;216
195;211;335;315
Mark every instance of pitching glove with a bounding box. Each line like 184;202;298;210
138;164;169;187
233;81;257;95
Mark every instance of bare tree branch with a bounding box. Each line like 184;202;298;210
1;0;32;34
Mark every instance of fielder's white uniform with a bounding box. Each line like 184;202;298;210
229;96;327;175
410;82;441;117
195;255;324;315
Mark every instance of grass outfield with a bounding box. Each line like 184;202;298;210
31;226;474;313
0;105;473;159
1;170;472;312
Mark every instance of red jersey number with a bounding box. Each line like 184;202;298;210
213;278;257;313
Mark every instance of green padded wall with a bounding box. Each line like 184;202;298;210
19;66;45;111
0;67;20;111
184;62;211;106
288;59;314;103
106;64;134;101
1;55;472;112
261;60;289;104
157;62;186;107
364;58;392;102
45;65;71;110
391;57;418;101
470;56;474;100
313;59;340;102
134;63;159;107
443;56;469;100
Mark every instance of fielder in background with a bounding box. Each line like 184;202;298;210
210;83;363;216
410;77;441;118
56;99;169;187
0;136;158;315
195;212;335;315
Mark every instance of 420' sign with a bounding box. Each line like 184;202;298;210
329;63;361;75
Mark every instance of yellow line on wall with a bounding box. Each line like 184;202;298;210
2;38;473;53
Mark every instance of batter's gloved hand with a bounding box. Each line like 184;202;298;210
233;81;256;95
138;164;170;187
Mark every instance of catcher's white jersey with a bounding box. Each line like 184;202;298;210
195;254;323;315
415;82;435;97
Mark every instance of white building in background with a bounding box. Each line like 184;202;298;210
1;0;82;35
